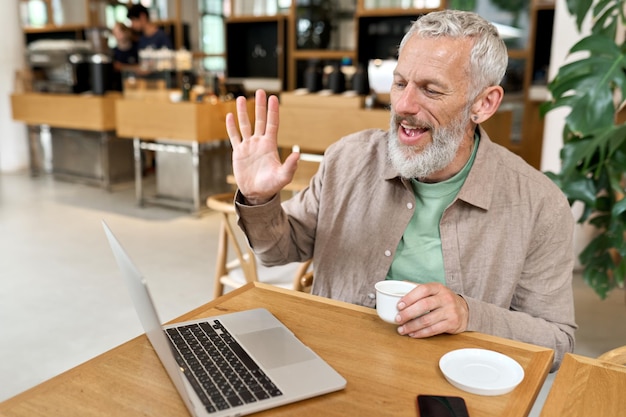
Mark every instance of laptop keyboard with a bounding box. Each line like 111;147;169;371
166;320;283;414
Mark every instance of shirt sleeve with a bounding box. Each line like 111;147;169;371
235;187;317;266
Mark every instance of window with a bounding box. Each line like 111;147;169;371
199;0;225;73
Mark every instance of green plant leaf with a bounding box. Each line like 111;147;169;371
571;34;621;56
611;196;626;217
607;125;626;155
559;138;598;176
591;0;620;38
566;0;593;31
589;212;610;228
546;0;626;300
545;34;626;136
566;88;615;135
560;173;597;206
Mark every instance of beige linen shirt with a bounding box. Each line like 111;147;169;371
236;127;577;370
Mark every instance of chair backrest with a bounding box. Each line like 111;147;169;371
207;192;258;288
207;192;313;298
597;345;626;366
539;353;626;416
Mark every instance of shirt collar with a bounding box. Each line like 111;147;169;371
383;126;497;210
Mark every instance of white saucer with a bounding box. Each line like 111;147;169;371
439;348;524;396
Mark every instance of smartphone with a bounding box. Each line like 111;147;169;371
417;395;470;417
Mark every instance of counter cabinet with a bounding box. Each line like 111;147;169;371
115;97;251;214
10;92;134;190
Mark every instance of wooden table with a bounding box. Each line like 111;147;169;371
0;283;553;417
539;353;626;416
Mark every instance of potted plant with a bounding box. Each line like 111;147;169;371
541;0;626;299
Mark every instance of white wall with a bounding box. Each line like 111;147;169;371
541;0;591;173
541;0;595;266
0;0;28;173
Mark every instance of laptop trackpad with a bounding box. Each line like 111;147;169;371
237;327;316;369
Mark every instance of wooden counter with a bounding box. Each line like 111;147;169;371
277;91;513;155
115;97;249;214
278;92;390;153
10;92;119;131
10;92;133;189
115;98;238;142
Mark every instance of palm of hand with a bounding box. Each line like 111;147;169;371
232;137;290;199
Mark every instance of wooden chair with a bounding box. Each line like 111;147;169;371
597;345;626;366
207;192;313;299
539;353;626;416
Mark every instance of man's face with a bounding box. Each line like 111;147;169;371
388;35;476;180
129;17;143;33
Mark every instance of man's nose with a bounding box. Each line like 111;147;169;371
394;86;421;115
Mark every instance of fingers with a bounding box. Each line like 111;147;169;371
225;112;241;148
395;284;468;337
236;95;252;139
228;90;277;145
280;150;300;179
265;95;280;138
254;89;268;136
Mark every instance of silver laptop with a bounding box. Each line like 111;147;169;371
102;221;346;417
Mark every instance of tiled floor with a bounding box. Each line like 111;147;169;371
1;170;625;413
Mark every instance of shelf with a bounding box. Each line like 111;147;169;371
508;49;529;60
23;24;86;34
292;50;356;60
226;15;285;23
356;7;439;17
534;0;555;11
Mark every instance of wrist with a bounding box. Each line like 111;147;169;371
241;193;274;206
456;294;469;333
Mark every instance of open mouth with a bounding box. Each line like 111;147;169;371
398;121;431;147
401;123;429;137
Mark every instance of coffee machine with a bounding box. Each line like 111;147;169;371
26;39;93;94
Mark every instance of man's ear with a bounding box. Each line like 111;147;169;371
470;85;504;124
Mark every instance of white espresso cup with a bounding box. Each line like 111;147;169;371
374;280;419;324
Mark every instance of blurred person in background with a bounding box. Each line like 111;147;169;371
110;21;138;90
126;4;173;50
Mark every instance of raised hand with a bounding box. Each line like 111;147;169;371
225;89;300;205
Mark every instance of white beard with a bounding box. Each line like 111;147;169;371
387;106;472;180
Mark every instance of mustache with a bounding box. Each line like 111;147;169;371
391;112;434;130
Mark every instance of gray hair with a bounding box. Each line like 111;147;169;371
399;10;508;100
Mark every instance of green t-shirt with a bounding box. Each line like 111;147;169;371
386;136;479;284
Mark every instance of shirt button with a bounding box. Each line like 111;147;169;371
368;293;376;299
384;250;391;257
407;202;413;209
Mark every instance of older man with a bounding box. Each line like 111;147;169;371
225;10;576;371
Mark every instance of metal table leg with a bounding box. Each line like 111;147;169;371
191;141;200;213
133;137;144;206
